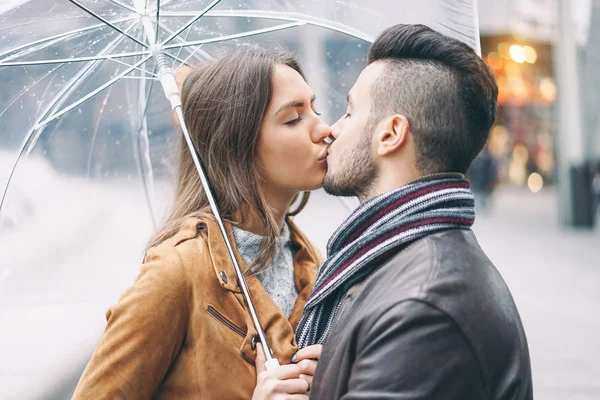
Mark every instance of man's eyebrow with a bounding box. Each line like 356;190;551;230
275;95;317;115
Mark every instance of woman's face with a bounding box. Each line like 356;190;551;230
257;64;331;196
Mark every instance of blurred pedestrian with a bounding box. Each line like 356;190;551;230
593;160;600;216
469;143;499;212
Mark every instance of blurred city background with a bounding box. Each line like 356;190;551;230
0;0;599;399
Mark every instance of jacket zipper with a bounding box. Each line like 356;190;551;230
207;306;247;338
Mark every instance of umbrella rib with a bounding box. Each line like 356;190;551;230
36;54;153;130
155;0;160;44
174;44;208;70
155;21;211;68
107;0;138;14
86;86;113;178
131;22;158;229
150;0;174;10
109;56;157;77
0;20;141;214
163;21;306;50
161;0;223;46
162;52;194;69
138;67;158;124
227;11;372;42
165;19;196;68
0;16;102;34
0;51;152;66
67;0;148;48
135;64;158;230
120;75;157;80
0;29;117;121
160;10;374;42
0;17;136;61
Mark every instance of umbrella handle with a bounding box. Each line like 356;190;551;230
264;358;281;371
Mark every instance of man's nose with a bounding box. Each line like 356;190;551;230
330;117;343;140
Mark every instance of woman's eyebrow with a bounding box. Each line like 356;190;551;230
275;95;317;115
275;100;304;115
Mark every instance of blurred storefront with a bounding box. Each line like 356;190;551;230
480;36;556;193
478;0;593;194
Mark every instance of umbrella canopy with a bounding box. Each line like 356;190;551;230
0;0;481;398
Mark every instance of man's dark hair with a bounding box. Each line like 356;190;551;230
367;24;498;174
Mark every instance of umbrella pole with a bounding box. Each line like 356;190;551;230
154;50;280;371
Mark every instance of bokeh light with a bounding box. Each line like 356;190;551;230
487;52;504;70
524;46;537;64
527;172;544;193
509;44;526;63
539;78;557;103
498;42;510;59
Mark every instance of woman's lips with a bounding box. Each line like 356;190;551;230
318;149;328;161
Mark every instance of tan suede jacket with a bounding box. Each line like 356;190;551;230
73;216;320;400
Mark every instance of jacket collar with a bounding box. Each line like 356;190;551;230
202;216;319;363
203;216;319;328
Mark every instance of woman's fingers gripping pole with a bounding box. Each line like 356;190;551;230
253;343;309;400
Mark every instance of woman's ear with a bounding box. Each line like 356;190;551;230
376;114;411;157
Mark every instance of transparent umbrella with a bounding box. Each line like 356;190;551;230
0;0;480;397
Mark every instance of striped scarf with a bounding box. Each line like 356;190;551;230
296;174;475;348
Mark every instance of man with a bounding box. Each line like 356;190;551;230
254;24;532;400
296;24;533;399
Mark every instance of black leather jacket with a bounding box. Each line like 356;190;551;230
309;229;533;400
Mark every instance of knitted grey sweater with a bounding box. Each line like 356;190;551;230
232;223;299;318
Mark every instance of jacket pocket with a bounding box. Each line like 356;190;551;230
207;305;246;338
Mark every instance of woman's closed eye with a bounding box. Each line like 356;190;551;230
285;116;303;126
285;109;321;125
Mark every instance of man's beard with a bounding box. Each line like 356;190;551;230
323;131;378;200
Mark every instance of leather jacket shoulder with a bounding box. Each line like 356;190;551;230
310;229;533;400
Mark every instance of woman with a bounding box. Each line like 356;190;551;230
73;50;330;399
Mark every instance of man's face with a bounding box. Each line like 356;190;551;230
323;62;386;199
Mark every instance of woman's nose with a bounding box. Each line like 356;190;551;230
312;118;332;143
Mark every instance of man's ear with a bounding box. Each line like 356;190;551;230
376;114;411;156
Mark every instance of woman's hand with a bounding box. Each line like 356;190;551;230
252;343;309;400
293;344;323;390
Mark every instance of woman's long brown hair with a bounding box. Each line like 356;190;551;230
147;50;310;274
